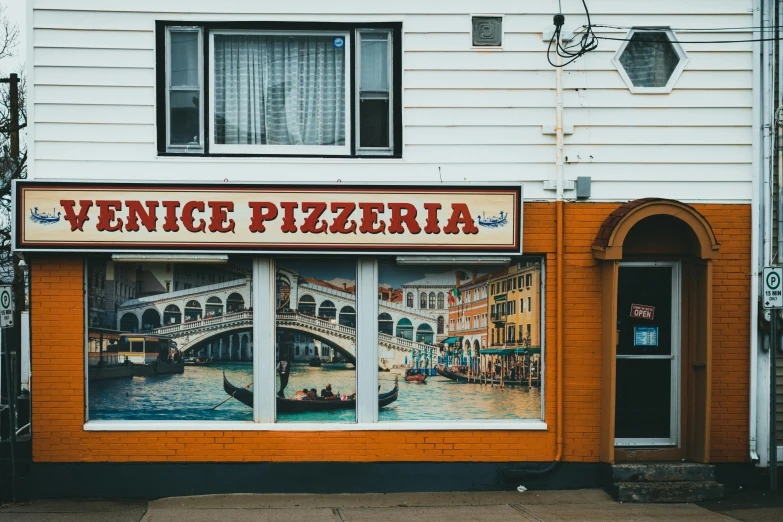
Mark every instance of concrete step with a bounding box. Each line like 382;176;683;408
615;481;724;503
612;462;716;483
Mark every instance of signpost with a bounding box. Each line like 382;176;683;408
763;267;781;491
0;284;14;501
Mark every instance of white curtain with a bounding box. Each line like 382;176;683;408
214;34;345;146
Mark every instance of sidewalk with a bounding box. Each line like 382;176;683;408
1;489;779;521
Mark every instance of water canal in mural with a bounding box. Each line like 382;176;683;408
88;362;540;421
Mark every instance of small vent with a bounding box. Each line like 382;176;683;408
472;16;502;47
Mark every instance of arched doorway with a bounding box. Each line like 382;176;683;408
163;304;181;325
205;296;223;316
141;308;160;330
592;198;720;464
184;300;202;322
378;313;394;335
339;306;356;328
227;292;245;313
319;300;337;320
119;313;139;332
416;324;434;344
396;318;413;340
298;294;316;316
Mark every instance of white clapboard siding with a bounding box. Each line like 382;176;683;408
31;159;555;182
29;0;755;203
35;86;155;106
35;142;157;161
567;107;752;126
406;71;557;90
563;144;751;164
35;67;155;87
563;89;752;109
404;51;750;72
565;126;752;146
404;144;553;163
404;108;555;127
564;163;752;181
34;48;155;69
564;71;753;90
35;123;156;143
403;32;754;53
405;89;555;108
34;29;155;50
406;126;555;146
34;104;156;125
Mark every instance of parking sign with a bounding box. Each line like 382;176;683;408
764;267;783;309
0;285;12;327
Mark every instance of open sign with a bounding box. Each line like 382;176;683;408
630;303;655;320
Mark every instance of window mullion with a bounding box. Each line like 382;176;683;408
253;257;276;423
356;258;379;424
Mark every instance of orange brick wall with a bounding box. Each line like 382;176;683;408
29;202;750;464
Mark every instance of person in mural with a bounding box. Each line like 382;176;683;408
321;384;335;399
277;357;291;398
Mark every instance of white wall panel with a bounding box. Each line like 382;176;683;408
28;0;756;203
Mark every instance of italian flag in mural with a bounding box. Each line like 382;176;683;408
448;288;461;306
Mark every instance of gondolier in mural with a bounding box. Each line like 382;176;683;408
277;356;291;398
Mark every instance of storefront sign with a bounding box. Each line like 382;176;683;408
633;326;658;347
14;182;522;254
630;303;655;320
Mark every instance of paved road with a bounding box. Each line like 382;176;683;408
1;489;778;521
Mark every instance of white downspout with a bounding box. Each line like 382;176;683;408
751;0;770;465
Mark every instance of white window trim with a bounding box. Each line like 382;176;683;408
208;29;352;156
166;26;204;153
356;29;394;156
611;28;689;95
84;257;546;431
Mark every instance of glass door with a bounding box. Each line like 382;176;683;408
615;262;680;447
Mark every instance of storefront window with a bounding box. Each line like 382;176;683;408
87;256;253;421
377;258;543;421
275;258;357;422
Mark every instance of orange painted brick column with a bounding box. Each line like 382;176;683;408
29;202;750;464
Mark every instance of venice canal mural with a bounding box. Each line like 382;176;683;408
87;257;542;422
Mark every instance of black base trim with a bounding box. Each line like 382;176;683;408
2;461;599;500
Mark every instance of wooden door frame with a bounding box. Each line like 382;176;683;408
592;199;719;464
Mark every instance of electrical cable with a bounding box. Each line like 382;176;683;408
547;0;598;68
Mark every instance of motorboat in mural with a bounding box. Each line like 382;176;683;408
29;207;61;225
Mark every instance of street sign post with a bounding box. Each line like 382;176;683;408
0;285;12;328
763;267;781;491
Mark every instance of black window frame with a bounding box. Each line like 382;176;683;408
155;21;403;158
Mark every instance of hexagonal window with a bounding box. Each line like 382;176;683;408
613;29;688;93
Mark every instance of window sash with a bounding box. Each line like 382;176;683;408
208;29;352;156
166;27;204;153
356;29;393;155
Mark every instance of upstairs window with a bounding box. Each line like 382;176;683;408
158;22;401;157
613;28;688;94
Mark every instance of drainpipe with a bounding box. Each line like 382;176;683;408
505;42;565;479
751;0;769;465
